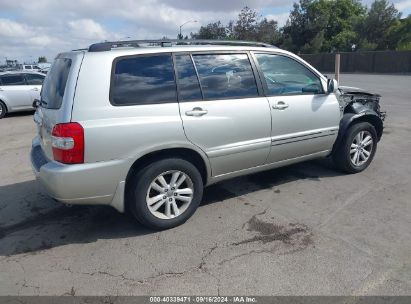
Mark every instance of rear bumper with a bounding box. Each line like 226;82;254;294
30;137;127;212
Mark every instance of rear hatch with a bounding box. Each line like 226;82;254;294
34;51;84;161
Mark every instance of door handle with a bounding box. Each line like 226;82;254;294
185;107;208;117
272;102;289;110
31;88;39;91
0;88;3;91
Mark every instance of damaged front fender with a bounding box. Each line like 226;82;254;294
337;86;386;121
332;86;386;153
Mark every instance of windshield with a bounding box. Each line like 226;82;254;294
40;58;72;109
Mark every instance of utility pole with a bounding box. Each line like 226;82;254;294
335;53;340;82
179;20;198;39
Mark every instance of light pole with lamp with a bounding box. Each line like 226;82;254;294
179;20;197;39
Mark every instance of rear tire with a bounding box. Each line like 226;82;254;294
0;101;6;119
128;158;203;230
333;122;377;173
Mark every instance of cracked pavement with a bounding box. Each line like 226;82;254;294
0;74;410;295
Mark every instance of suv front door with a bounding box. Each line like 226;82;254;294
176;53;271;177
252;52;340;163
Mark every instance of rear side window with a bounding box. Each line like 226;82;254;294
111;54;176;106
41;58;72;109
26;73;45;85
0;75;26;86
174;54;202;101
192;54;258;100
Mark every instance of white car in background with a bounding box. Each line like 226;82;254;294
21;64;41;71
0;71;45;119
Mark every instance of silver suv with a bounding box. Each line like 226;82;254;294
31;40;385;229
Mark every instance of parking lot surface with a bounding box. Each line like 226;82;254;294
0;74;410;295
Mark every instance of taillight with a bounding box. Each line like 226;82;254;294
51;123;84;164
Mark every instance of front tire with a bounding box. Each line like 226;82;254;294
333;122;378;173
128;158;203;230
0;102;6;119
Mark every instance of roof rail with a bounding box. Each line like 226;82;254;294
88;39;275;52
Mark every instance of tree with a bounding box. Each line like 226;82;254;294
233;6;259;40
38;56;47;63
190;7;281;44
191;21;227;39
386;15;411;50
281;0;366;53
322;0;365;52
281;0;327;53
358;0;401;50
188;1;404;53
256;18;281;45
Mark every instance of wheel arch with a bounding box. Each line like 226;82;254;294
333;112;383;153
0;98;9;112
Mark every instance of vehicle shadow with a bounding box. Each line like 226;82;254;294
3;110;35;119
0;158;342;256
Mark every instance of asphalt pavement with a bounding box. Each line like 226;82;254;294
0;74;410;295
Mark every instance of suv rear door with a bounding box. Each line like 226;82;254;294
252;52;340;163
34;52;84;160
176;52;271;177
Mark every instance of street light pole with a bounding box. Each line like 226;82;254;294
179;20;198;39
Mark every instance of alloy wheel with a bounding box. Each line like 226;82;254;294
350;130;373;167
146;170;194;220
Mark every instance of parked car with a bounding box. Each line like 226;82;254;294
31;40;385;230
21;64;41;71
0;71;46;118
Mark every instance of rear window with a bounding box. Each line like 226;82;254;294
110;54;177;106
41;58;72;109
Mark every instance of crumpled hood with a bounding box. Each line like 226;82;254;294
338;86;380;97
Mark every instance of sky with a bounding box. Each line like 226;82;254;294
0;0;410;64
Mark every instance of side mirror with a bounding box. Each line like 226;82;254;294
32;99;40;108
327;78;338;94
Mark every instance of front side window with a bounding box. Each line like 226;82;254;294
0;75;26;86
111;54;176;106
26;73;45;85
254;53;323;96
192;54;258;99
